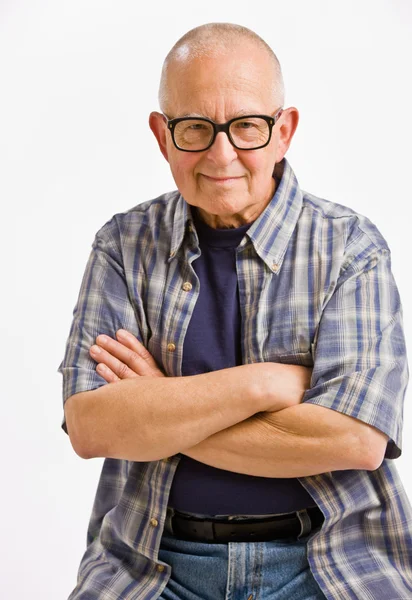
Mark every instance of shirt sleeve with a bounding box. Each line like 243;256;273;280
57;221;142;435
303;246;409;459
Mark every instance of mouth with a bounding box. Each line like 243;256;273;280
201;174;242;184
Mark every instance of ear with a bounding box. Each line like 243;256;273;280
149;111;170;163
275;107;299;162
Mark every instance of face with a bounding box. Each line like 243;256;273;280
150;44;299;228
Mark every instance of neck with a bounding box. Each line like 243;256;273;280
196;178;277;229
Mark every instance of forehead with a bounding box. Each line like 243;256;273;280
166;47;276;119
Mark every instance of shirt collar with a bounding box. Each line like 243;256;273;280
168;191;191;262
242;158;303;273
168;157;303;274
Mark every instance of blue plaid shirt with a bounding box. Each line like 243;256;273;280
58;157;412;599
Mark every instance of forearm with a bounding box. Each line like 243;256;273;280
182;403;367;477
71;363;271;461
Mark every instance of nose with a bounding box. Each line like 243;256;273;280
204;131;238;165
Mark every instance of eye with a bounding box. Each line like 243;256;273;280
234;121;256;129
187;123;209;130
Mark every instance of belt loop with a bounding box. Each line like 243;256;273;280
203;519;215;542
296;509;312;539
165;506;175;534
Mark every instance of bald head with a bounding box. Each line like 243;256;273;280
158;23;285;114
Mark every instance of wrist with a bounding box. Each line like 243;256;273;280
250;362;309;413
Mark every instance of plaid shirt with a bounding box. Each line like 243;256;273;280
58;157;412;599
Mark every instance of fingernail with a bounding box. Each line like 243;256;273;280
117;329;127;339
91;345;101;354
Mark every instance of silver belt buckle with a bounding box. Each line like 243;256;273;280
296;509;312;539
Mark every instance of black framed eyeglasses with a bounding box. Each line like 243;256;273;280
163;108;284;152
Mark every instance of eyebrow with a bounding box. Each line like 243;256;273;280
177;110;261;120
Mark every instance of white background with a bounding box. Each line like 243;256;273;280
1;1;411;598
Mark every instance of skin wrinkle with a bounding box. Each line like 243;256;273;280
149;41;298;229
176;109;270;119
165;65;277;119
83;25;389;475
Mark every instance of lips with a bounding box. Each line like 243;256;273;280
201;174;242;182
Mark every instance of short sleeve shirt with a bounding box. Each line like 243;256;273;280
58;157;412;599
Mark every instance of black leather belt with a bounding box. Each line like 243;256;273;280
170;506;324;543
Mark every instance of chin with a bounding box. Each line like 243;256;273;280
197;197;249;215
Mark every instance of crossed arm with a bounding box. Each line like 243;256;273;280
76;329;388;477
182;403;387;477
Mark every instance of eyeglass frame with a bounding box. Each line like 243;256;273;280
162;107;284;152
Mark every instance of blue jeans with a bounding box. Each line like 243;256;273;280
157;508;326;600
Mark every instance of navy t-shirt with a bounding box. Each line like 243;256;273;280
168;205;315;515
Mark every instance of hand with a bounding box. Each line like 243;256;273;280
89;329;166;382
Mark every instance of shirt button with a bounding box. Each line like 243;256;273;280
169;250;175;258
167;343;176;352
272;263;279;272
150;518;159;527
182;282;192;292
156;564;165;572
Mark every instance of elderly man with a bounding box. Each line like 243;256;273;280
58;23;412;600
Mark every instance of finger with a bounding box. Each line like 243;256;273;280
96;363;121;383
95;331;164;377
116;329;165;375
90;344;139;380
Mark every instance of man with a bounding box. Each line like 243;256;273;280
58;23;412;600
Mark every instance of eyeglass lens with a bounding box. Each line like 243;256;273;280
173;117;270;150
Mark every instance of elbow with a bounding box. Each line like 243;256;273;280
64;391;98;459
74;442;93;460
74;437;95;460
362;447;386;471
356;428;389;471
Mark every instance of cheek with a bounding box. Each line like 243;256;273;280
240;155;268;180
247;149;277;177
169;154;200;185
